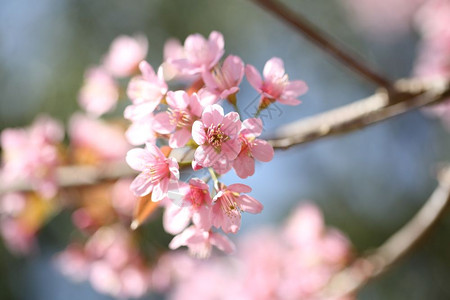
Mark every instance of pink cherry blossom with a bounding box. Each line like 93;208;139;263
1;116;63;198
125;61;168;121
103;34;148;78
211;183;263;233
163;178;212;234
191;104;241;173
340;0;425;38
153;91;203;148
168;31;225;75
69;114;131;163
169;226;235;258
78;67;119;117
202;55;244;100
233;118;274;178
246;57;308;107
126;143;179;200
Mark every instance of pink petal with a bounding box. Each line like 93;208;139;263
228;183;252;193
222;55;244;85
222;139;241;160
166;91;189;109
169;227;196;250
168;158;180;179
123;102;159;121
208;31;225;68
201;70;220;91
188;93;203;117
194;145;213;166
191;120;206;145
222;112;241;138
130;173;154;196
209;232;236;254
277;97;301;106
263;57;285;79
169;128;191;148
152;178;169;202
163;204;191;235
139;61;156;79
126;148;154;171
192;205;212;230
202;104;224;127
245;64;263;91
251;139;274;162
238;194;263;214
285;80;308;97
153;112;175;134
233;154;255;179
145;143;165;159
241;118;263;137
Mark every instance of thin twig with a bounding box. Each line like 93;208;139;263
322;166;450;298
250;0;393;89
268;78;450;149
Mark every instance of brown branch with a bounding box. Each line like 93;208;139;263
250;0;392;89
322;165;450;298
268;78;450;149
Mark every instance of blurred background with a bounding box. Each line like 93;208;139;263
1;0;450;299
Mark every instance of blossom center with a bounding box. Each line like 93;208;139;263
168;108;192;128
206;124;229;151
262;75;288;99
145;159;169;184
220;191;241;218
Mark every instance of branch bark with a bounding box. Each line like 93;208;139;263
250;0;392;89
268;78;450;149
322;165;450;298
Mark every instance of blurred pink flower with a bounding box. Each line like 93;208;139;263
192;104;241;173
126;143;179;200
125;113;157;146
111;179;137;218
78;67;119;117
211;183;263;234
246;57;308;107
55;245;90;282
163;178;212;234
414;0;450;126
0;218;36;255
103;34;148;78
125;61;168;121
153;91;203;148
69;113;131;163
340;0;425;38
167;202;353;300
1;116;63;198
169;226;235;258
202;55;244;99
168;31;225;75
233;118;274;178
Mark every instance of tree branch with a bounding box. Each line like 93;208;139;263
268;78;450;149
250;0;393;89
322;165;450;298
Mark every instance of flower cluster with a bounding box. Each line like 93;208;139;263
56;226;152;299
156;203;354;300
0;116;64;198
124;31;308;256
